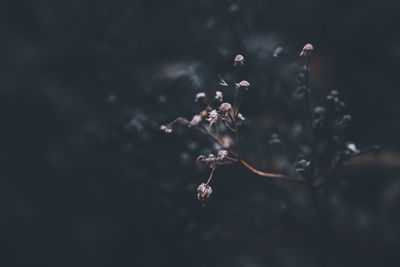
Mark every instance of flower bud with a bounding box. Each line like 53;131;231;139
237;113;245;121
234;54;245;67
197;183;212;202
207;110;219;126
217;150;228;158
214;91;223;102
238;80;250;90
189;115;202;127
273;47;284;58
199;110;208;118
160;125;172;133
300;43;314;56
195;92;206;102
346;142;360;154
221;135;234;148
196;155;207;165
218;102;232;113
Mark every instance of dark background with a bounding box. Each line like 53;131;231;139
1;0;400;266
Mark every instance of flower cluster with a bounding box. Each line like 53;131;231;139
159;54;259;205
197;183;212;203
294;44;378;187
161;46;377;205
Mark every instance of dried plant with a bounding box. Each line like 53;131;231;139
161;44;378;207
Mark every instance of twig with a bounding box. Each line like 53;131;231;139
206;167;216;185
240;159;307;184
303;55;314;137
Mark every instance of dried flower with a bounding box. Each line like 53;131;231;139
221;135;234;148
160;125;172;133
195;92;206;102
196;153;225;168
273;47;284;58
199;109;209;118
295;159;312;175
217;150;228;158
207;110;218;126
300;43;314;56
218;102;232;113
346;142;360;154
214;91;223;102
197;183;212;202
234;54;245;67
237;113;245;121
196;155;207;165
236;80;250;90
189;115;202;127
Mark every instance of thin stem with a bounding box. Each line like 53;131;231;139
218;115;237;132
240;159;283;178
226;155;239;162
233;87;239;117
303;55;314;136
313;146;380;188
224;121;237;132
234;122;241;158
235;93;243;119
206;167;215;185
167;117;188;127
228;113;235;124
195;125;224;147
240;159;307;184
348;146;379;159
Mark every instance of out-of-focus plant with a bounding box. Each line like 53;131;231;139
161;43;378;207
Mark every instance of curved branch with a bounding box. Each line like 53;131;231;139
240;159;306;185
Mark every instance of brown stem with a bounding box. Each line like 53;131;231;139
235;94;243;119
304;55;313;131
234;123;241;158
228;113;235;124
240;159;306;184
219;115;237;132
240;159;283;177
313;147;380;188
206;167;215;185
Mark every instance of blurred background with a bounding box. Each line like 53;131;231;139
1;0;400;266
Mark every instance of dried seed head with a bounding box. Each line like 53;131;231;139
214;91;223;102
160;125;172;133
200;109;209;118
238;80;250;90
239;80;250;87
195;92;206;102
221;135;234;148
300;43;314;56
189;115;202;127
207;110;218;126
196;155;207;165
218;102;232;113
197;183;212;202
217;150;228;158
346;142;360;154
196;154;223;168
234;54;245;67
273;46;284;58
237;113;245;121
